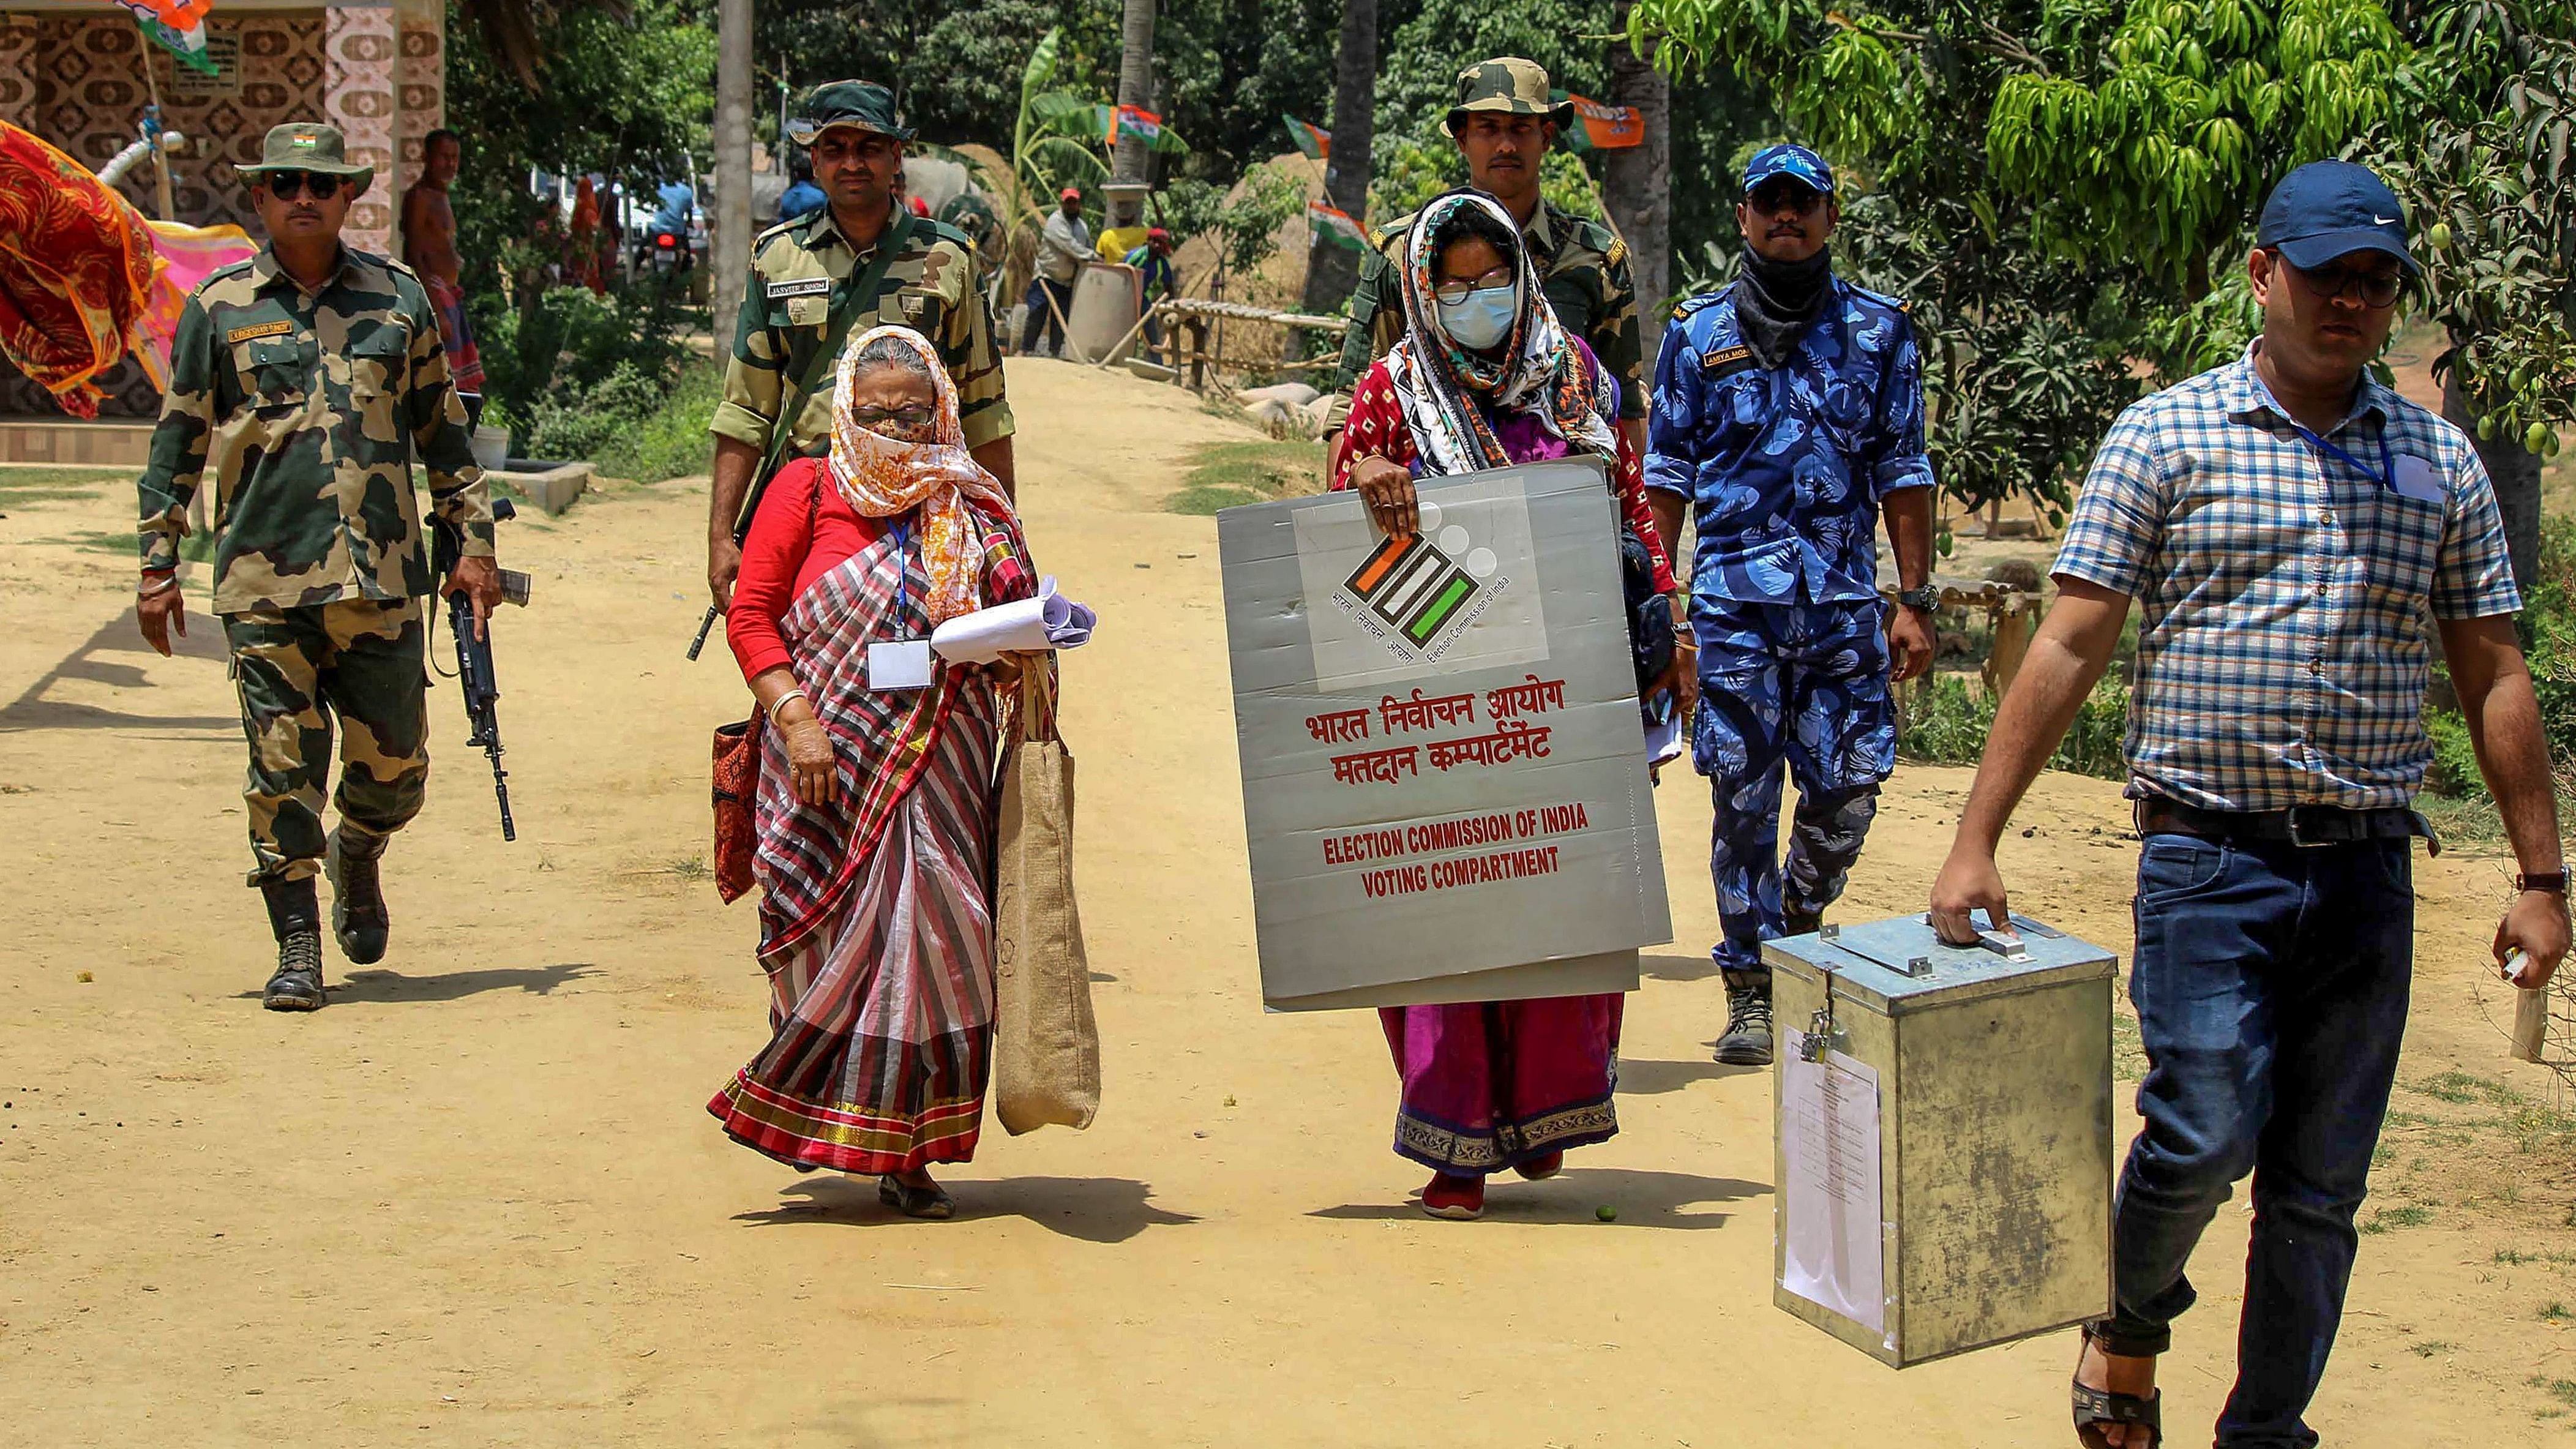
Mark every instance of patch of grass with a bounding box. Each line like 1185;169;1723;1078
0;465;127;507
2408;1339;2454;1357
593;361;721;484
2361;1204;2433;1234
2535;1376;2576;1409
1896;672;2129;779
2112;1009;2147;1084
664;855;711;883
2411;1070;2514;1106
2539;1300;2573;1323
1165;438;1326;516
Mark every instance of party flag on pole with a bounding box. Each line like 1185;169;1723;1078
1283;114;1331;161
1306;200;1365;251
1549;92;1644;152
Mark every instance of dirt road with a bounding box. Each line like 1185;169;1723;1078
2;359;2570;1446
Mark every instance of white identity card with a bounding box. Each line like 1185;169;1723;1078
1780;1032;1887;1334
2391;455;2446;504
867;638;935;691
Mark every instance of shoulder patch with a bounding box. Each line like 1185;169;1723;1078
1671;291;1726;322
226;320;295;344
1604;236;1629;269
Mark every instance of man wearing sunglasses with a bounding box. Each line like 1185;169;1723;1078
134;122;500;1013
1327;58;1644;460
1645;143;1938;1066
1929;160;2567;1449
707;80;1014;611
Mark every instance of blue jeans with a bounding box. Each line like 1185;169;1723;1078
2100;831;2414;1448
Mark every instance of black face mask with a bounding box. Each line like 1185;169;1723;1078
1734;245;1832;368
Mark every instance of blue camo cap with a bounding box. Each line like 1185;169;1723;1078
1742;143;1834;196
2257;160;2417;274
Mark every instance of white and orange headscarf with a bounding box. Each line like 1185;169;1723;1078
824;323;1015;627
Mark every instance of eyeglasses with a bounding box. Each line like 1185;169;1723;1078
2274;252;2404;309
1747;182;1825;216
263;171;343;201
1432;268;1515;305
850;405;934;429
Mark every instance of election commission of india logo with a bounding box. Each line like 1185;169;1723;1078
1338;496;1502;656
1289;471;1552;692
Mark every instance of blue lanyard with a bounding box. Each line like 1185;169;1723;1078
889;519;912;621
2291;420;2395;492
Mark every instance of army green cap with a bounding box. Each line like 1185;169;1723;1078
1442;57;1573;137
787;80;916;145
237;122;375;190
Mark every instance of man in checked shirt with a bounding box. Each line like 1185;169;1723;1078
1930;161;2569;1448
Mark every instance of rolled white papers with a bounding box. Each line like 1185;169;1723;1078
929;575;1097;664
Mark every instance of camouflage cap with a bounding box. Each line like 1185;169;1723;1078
787;80;915;145
237;122;375;189
1442;58;1573;137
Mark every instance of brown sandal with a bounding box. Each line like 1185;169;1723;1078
2072;1332;2162;1448
877;1174;956;1220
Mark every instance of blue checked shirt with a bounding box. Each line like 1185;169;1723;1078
2052;345;2522;812
1645;277;1935;607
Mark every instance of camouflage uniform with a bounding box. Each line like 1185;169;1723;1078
137;244;492;885
1330;58;1645;422
710;208;1012;485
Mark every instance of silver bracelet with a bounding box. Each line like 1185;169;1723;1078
766;687;809;724
138;574;179;599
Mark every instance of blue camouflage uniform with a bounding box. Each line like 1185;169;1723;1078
1646;274;1933;979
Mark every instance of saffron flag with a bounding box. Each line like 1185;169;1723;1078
1306;201;1366;252
1283;114;1331;162
1551;92;1644;152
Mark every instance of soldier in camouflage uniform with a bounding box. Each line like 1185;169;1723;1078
135;122;499;1013
706;81;1015;608
1328;58;1645;456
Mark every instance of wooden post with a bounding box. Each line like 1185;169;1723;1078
1984;601;2035;697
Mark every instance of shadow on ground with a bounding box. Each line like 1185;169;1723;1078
0;605;235;734
227;962;601;1004
1617;1056;1763;1095
1310;1167;1766;1230
739;1174;1199;1243
1642;951;1719;983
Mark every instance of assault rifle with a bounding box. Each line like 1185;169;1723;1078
432;498;534;841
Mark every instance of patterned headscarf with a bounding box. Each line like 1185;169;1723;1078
1383;189;1620;476
824;324;1015;627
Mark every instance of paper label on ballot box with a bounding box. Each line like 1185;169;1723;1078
1781;1032;1887;1335
1216;459;1670;1009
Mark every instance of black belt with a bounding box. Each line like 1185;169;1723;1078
2134;797;2441;857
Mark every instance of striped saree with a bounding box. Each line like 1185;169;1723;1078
708;504;1032;1174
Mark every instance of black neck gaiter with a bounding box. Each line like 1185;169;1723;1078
1734;245;1833;368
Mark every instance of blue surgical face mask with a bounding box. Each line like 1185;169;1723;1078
1436;284;1516;351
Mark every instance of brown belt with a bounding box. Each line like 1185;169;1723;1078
2133;796;2441;857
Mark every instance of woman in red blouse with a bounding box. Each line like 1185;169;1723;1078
1331;192;1684;1221
708;326;1038;1220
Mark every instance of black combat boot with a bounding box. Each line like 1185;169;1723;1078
1714;967;1774;1066
261;877;326;1012
326;825;390;965
1782;907;1824;939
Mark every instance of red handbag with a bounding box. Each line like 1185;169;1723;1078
711;710;762;902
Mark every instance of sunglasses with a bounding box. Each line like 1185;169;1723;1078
1747;182;1826;216
850;404;934;429
2274;252;2405;309
263;171;343;201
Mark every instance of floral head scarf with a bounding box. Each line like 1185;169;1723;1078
1384;189;1619;476
824;323;1015;627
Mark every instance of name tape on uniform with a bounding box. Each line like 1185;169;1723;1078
226;320;296;344
765;277;833;301
1700;343;1755;379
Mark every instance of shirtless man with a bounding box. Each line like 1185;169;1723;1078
402;129;485;412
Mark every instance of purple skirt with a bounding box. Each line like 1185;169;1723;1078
1380;994;1623;1175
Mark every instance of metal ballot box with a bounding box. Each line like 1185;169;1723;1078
1762;912;2117;1368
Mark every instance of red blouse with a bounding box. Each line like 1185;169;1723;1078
725;457;1031;680
1333;358;1677;594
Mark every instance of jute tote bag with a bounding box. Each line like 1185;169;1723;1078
992;666;1101;1133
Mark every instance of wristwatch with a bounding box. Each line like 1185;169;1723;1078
2515;866;2569;895
1896;583;1940;613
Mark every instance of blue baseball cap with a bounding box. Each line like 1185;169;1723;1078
1743;144;1835;196
2257;160;2417;274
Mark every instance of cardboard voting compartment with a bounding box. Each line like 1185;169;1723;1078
1218;459;1671;1011
1764;912;2117;1368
